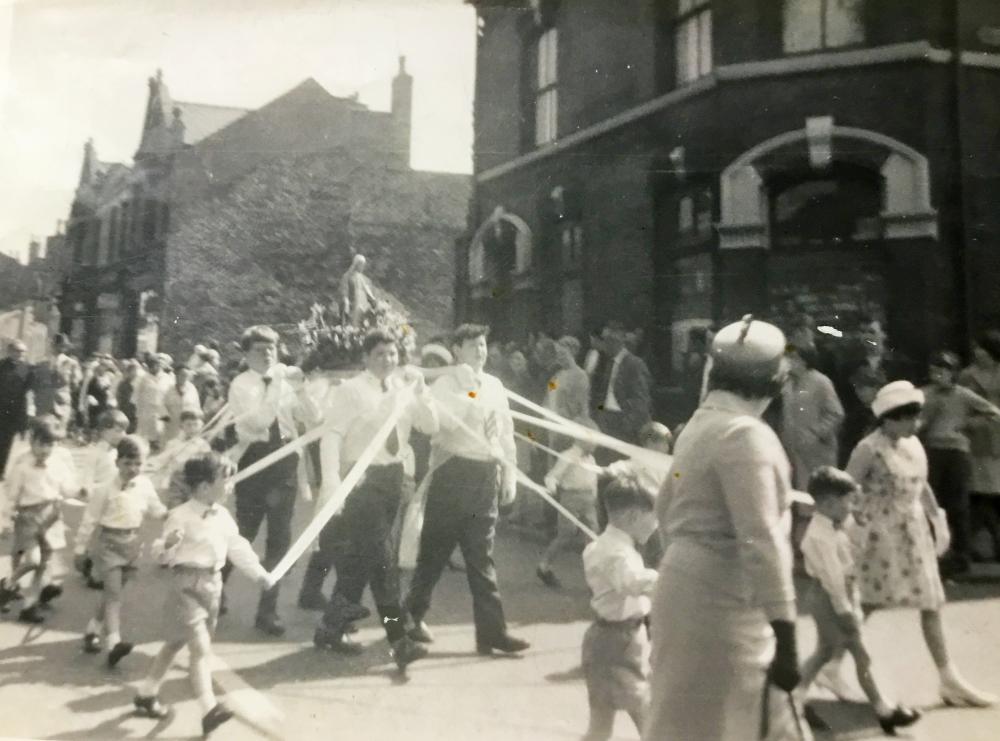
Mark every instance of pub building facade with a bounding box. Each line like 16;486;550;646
459;0;1000;379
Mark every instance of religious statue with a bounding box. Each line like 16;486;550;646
339;254;377;327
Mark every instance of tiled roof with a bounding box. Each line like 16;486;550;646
173;101;249;144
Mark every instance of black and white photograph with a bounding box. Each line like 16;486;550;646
1;1;1000;739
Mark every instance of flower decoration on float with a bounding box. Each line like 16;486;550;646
298;300;411;373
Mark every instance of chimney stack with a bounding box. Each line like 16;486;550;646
391;56;413;167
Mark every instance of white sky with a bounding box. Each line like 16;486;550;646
0;0;476;262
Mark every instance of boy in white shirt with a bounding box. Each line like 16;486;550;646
0;417;80;623
537;417;600;589
133;452;275;736
580;476;659;741
75;435;167;667
798;466;920;734
149;409;212;509
78;409;130;589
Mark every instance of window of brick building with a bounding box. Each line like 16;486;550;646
783;0;864;53
676;0;712;86
535;27;558;146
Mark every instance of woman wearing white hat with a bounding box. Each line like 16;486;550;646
646;316;807;740
845;380;996;707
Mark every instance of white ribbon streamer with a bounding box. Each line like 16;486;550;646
267;384;414;582
434;402;598;541
505;388;671;471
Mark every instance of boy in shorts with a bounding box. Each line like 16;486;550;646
133;452;275;736
75;435;167;666
0;417;79;622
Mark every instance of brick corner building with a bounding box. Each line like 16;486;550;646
460;0;1000;384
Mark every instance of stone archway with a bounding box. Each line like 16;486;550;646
468;205;533;286
717;119;937;249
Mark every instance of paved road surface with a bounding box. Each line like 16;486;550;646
1;501;999;740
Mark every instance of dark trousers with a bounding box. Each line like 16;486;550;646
928;447;972;560
231;442;298;619
406;457;508;643
322;463;406;642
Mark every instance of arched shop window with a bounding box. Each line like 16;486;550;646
769;165;882;250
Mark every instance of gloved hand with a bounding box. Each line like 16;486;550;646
768;620;801;693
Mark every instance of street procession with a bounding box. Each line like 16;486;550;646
3;2;1000;740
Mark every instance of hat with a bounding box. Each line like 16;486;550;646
871;380;924;418
420;343;453;366
710;315;787;378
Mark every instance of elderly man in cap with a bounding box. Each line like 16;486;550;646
0;340;33;477
646;316;807;741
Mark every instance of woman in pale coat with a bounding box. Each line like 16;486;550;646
780;345;844;490
645;317;806;741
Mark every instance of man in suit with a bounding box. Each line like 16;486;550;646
593;322;652;463
0;340;33;478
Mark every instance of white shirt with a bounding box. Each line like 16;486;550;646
583;524;658;621
227;364;320;449
603;349;627;412
801;512;859;615
79;439;118;495
320;371;437;483
545;446;599;493
0;449;78;529
74;474;166;554
160;498;268;578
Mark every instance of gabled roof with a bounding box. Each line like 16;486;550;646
173;101;249;144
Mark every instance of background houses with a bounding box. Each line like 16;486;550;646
54;59;469;357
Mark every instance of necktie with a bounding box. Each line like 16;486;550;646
381;378;400;456
262;376;282;444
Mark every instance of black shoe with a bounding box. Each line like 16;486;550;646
17;605;45;624
254;614;286;637
878;706;921;735
83;632;102;654
314;626;364;655
133;694;170;719
297;591;328;611
391;635;429;670
408;620;435;644
107;641;134;668
477;634;530;656
328;595;371;623
536;566;561;589
0;578;20;610
38;584;63;606
201;703;234;736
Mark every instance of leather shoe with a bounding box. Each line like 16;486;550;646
408;620;435;644
328;595;371;623
38;584;63;606
314;626;364;655
391;635;429;670
877;706;921;735
108;641;134;668
477;634;530;655
18;605;45;624
82;632;101;654
133;694;170;719
201;703;234;736
254;615;286;637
